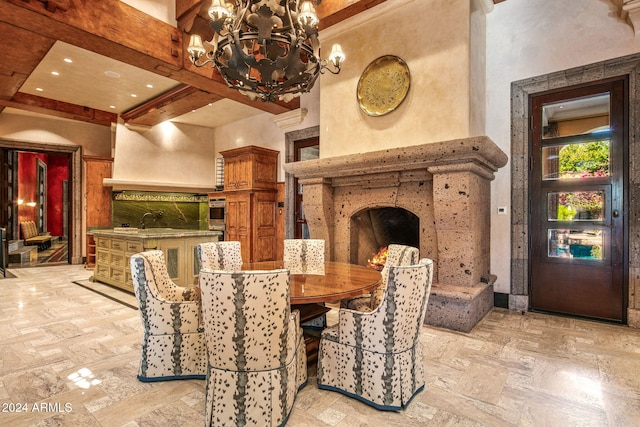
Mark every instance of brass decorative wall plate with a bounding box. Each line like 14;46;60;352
357;55;411;116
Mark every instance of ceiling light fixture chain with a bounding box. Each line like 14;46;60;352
188;0;344;103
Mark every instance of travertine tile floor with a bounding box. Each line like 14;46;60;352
1;265;640;426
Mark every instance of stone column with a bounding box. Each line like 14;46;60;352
429;163;493;287
298;177;335;260
427;163;496;332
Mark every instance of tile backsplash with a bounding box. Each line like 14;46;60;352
111;191;208;230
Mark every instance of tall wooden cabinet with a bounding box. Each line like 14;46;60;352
221;146;279;263
84;156;113;267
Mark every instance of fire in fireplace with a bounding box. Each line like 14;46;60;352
367;246;388;271
351;207;419;266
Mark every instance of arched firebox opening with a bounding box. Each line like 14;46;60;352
350;207;419;268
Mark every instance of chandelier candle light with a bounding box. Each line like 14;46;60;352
187;0;345;103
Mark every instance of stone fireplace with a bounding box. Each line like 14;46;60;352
284;136;508;332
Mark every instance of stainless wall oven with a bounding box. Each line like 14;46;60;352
208;197;226;240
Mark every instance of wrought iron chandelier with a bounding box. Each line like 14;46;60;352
187;0;345;103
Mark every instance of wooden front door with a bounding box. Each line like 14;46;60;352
530;78;627;322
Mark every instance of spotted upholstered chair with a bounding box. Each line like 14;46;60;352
130;250;206;382
343;243;419;311
317;258;434;411
196;241;243;271
284;239;326;329
199;268;307;427
283;239;325;274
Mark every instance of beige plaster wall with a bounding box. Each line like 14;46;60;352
319;0;475;158
470;0;487;136
111;80;320;187
486;0;640;293
121;0;176;25
0;111;112;157
212;85;321;182
111;120;216;187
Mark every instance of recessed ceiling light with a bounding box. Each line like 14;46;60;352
109;105;116;109
192;109;197;113
104;71;120;78
131;94;137;98
36;88;44;92
146;84;154;88
51;71;59;76
63;58;72;63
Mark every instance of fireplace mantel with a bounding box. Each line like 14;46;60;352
284;136;507;180
284;136;508;332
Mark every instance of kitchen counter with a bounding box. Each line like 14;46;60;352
90;228;221;293
90;227;221;239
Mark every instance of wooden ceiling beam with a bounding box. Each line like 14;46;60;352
175;0;391;33
0;0;298;119
2;0;509;125
121;84;224;126
1;0;182;80
0;21;54;100
316;0;390;30
0;92;117;126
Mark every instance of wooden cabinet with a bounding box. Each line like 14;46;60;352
221;146;279;263
84;156;113;267
225;193;251;257
226;191;278;263
86;234;97;268
221;146;278;191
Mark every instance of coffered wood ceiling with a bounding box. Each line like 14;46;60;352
0;0;506;129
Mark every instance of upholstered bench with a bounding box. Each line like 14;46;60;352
20;221;52;251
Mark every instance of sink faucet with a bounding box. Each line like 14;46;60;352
140;210;163;229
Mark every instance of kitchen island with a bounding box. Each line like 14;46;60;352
89;228;221;293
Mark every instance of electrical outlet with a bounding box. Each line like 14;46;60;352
497;207;507;215
121;223;130;227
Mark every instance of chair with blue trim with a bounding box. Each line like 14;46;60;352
284;238;326;329
130;250;206;382
283;238;325;275
199;268;307;426
317;258;434;411
342;243;419;312
196;241;243;271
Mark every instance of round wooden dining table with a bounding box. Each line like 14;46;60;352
242;261;381;363
241;261;382;304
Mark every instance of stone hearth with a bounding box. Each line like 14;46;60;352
284;136;508;332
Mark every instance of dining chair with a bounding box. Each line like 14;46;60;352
284;238;327;329
130;250;206;382
196;241;243;271
283;238;325;274
317;258;434;411
343;243;419;311
199;268;307;427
